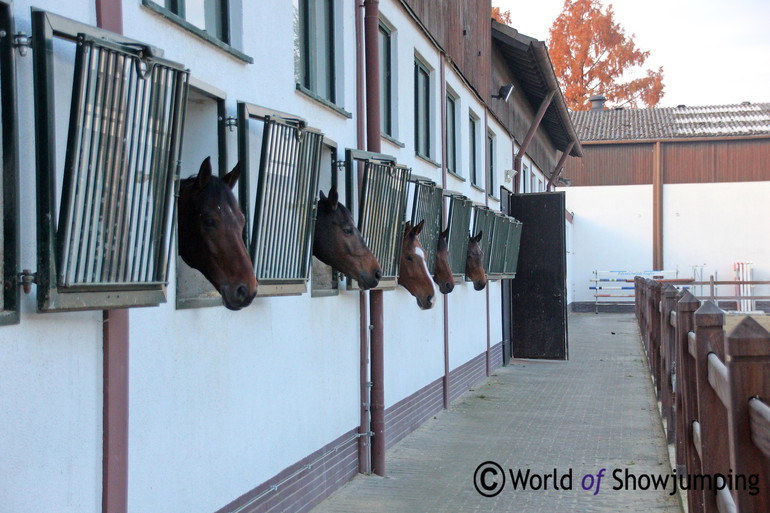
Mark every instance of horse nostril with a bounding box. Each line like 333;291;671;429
374;269;382;281
235;284;249;302
427;294;434;305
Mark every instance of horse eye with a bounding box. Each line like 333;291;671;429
342;227;354;235
203;218;218;229
406;255;413;262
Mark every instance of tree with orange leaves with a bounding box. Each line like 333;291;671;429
548;0;664;110
492;6;512;25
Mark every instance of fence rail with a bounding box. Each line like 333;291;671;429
636;277;770;512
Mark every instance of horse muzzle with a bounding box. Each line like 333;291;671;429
221;282;257;310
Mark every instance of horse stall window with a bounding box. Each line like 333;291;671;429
32;9;189;312
175;78;228;309
487;213;511;280
503;216;523;278
344;149;409;290
0;0;18;325
408;177;443;273
446;193;471;280
237;101;324;296
311;139;341;297
471;205;496;275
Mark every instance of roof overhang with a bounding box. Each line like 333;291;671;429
491;20;583;158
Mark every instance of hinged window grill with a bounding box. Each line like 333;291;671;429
344;149;409;290
33;10;189;312
472;205;496;273
446;193;471;278
237;102;324;296
408;178;443;273
0;0;19;325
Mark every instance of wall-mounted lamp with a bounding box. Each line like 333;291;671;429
493;84;514;102
504;169;516;183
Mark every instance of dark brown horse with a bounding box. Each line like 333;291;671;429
398;220;435;309
178;157;257;310
313;186;382;289
465;231;487;291
433;227;454;294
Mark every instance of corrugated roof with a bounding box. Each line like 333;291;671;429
572;103;770;141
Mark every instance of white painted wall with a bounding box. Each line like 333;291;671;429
1;1;557;511
560;185;653;303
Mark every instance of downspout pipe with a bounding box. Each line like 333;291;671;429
363;0;386;477
355;0;370;476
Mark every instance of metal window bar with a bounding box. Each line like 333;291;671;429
249;117;324;294
409;178;443;274
487;213;510;278
359;161;410;281
0;0;19;325
502;217;523;278
33;9;189;312
446;193;471;278
472;205;496;273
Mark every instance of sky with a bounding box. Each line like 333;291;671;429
492;0;770;108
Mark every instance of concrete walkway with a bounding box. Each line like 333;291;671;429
311;313;682;513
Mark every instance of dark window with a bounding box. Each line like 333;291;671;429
299;0;335;102
379;23;392;136
487;132;495;195
445;94;457;176
164;0;230;43
469;116;478;185
414;60;431;157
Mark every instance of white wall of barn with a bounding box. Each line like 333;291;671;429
1;0;536;512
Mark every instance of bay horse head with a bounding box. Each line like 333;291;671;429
433;227;454;294
178;157;257;310
313;186;382;289
465;230;487;291
398;220;435;310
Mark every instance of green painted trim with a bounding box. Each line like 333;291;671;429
295;83;352;118
447;169;466;182
471;183;486;193
415;152;440;168
381;132;405;148
141;1;253;64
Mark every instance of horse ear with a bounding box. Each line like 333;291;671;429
404;221;412;236
472;230;483;243
440;227;450;239
327;186;339;210
196;157;213;189
222;162;241;189
412;219;425;236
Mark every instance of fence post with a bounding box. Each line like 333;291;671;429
650;281;663;396
724;317;770;512
694;300;728;513
661;283;678;443
676;289;702;513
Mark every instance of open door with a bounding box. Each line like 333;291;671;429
508;192;568;360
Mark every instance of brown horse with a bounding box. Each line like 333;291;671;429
178;157;257;310
313;186;382;289
398;220;435;309
465;231;487;291
433;227;454;294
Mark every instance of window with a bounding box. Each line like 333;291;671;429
487;131;495;196
522;163;529;193
445;93;457;176
414;59;431;158
469;115;479;186
379;23;392;136
165;0;228;41
298;0;336;103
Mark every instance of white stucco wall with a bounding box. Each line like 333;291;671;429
1;1;549;511
561;185;654;303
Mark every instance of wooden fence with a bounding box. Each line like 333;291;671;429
636;277;770;512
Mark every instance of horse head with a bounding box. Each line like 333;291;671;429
178;157;257;310
465;230;487;291
398;220;435;310
433;227;454;294
313;186;382;289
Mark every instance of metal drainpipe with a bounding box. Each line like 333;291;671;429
363;0;386;477
354;0;371;476
95;3;129;513
484;110;491;377
440;57;449;409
